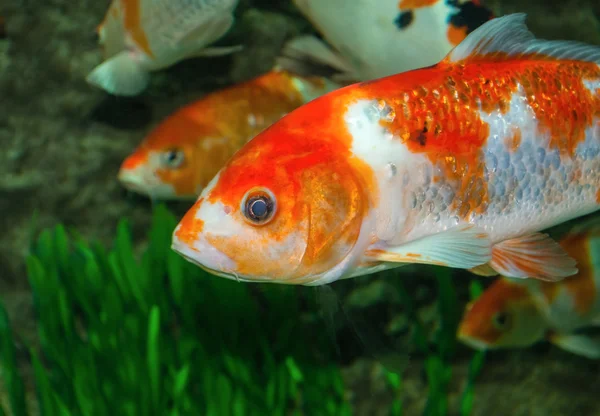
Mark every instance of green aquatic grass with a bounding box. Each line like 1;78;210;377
458;281;486;416
0;302;28;416
0;204;488;415
0;204;351;416
384;268;487;416
425;271;487;416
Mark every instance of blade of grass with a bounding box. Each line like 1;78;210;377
0;301;28;416
147;306;161;414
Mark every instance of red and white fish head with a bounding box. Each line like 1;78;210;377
118;108;223;200
457;278;547;350
88;0;241;96
171;94;381;285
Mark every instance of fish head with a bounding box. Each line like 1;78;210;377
457;278;547;350
171;116;373;285
118;109;223;200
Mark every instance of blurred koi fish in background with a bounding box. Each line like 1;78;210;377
458;217;600;359
118;68;340;200
87;0;241;96
278;0;493;82
171;14;600;286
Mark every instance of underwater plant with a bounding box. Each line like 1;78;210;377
0;205;351;416
0;204;486;415
380;270;486;416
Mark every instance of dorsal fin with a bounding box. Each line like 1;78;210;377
445;13;600;64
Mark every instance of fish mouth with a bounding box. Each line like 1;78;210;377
457;333;491;351
118;169;151;195
170;234;285;284
171;234;255;283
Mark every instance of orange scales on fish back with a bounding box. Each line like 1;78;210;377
357;58;600;222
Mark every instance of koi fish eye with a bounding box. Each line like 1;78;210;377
241;188;276;225
492;311;511;331
160;148;185;168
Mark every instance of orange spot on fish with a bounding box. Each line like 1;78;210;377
447;24;468;47
398;0;438;9
505;128;522;153
174;198;205;246
122;0;154;58
405;252;421;258
596;189;600;204
121;150;147;170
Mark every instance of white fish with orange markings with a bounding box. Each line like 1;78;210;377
278;0;493;82
118;68;340;200
171;14;600;286
87;0;241;96
458;217;600;359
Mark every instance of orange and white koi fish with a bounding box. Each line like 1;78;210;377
171;14;600;286
118;68;340;199
87;0;241;96
279;0;493;82
458;218;600;359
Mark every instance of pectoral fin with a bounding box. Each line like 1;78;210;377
490;233;578;282
86;52;150;96
468;263;499;277
192;45;244;57
365;224;492;270
548;333;600;359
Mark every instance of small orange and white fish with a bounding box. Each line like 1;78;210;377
87;0;241;96
171;14;600;286
118;68;340;199
458;218;600;359
279;0;493;82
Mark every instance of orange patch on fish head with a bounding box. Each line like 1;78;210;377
458;278;545;349
118;146;152;195
172;92;378;284
398;0;438;9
